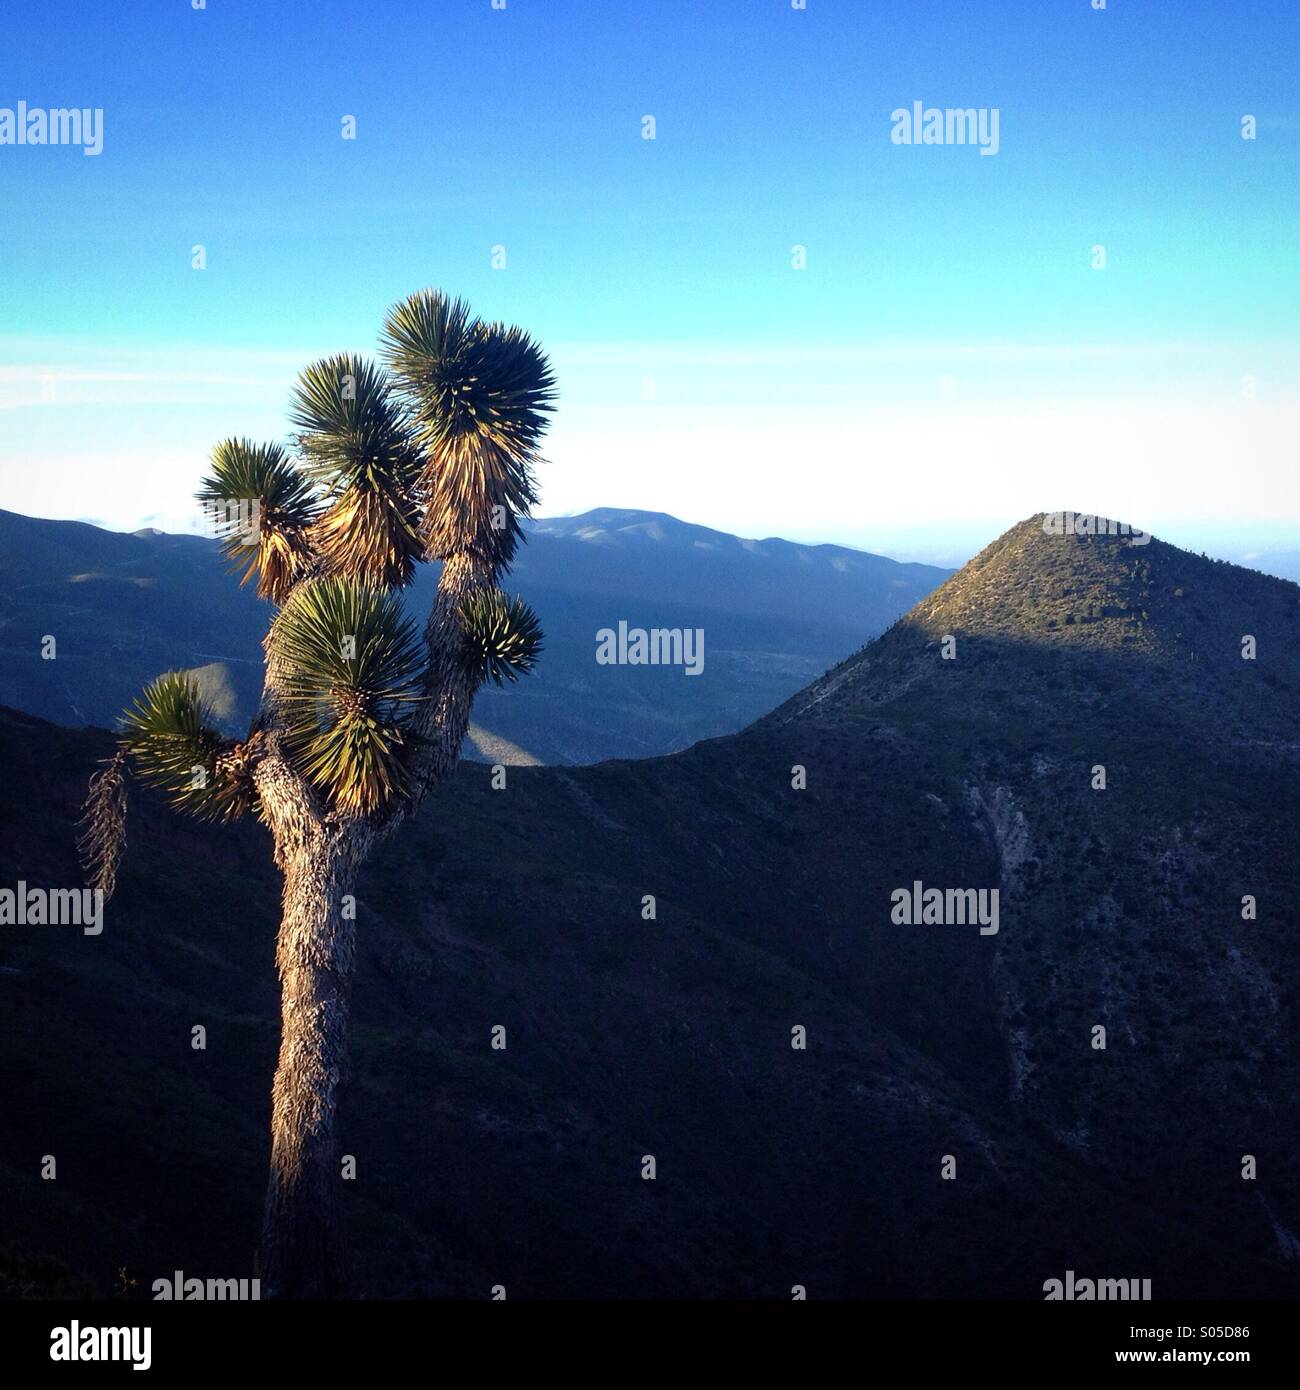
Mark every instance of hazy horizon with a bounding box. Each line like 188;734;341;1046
7;497;1298;577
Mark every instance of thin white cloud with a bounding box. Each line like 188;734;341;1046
549;339;1280;369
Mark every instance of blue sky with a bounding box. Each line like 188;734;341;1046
1;0;1297;564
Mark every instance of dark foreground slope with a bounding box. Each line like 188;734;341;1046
2;515;1299;1299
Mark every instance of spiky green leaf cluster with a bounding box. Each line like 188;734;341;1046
290;353;424;589
290;353;419;492
118;672;252;820
381;290;555;568
271;577;426;815
459;589;544;686
196;439;319;603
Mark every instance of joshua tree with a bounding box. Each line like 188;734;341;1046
78;290;553;1298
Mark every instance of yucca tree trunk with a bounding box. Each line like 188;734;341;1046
417;551;492;785
259;824;358;1299
254;549;489;1296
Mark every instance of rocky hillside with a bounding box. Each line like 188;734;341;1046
763;514;1300;1276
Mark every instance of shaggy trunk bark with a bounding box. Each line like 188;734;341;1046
259;827;358;1299
416;551;492;789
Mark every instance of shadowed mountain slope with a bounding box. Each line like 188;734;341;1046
761;515;1300;1273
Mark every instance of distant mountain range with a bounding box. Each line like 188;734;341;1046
0;507;950;764
3;514;1299;1297
1239;550;1300;585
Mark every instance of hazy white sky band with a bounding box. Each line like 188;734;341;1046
1;335;1296;565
